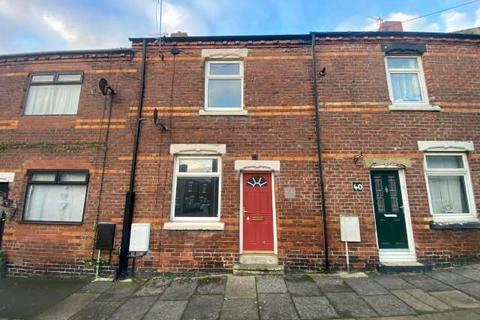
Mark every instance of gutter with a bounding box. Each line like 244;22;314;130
310;33;330;271
0;48;133;60
117;39;147;279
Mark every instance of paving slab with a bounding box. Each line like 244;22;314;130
144;300;188;320
310;275;352;293
292;296;338;320
258;293;299;320
452;282;480;299
451;267;480;281
285;275;322;296
197;276;227;295
363;294;416;317
225;276;256;299
428;270;472;285
401;274;452;292
256;275;288;293
325;291;377;318
69;300;121;320
108;296;157;320
344;277;389;296
220;298;259;320
417;310;480;320
430;290;480;309
160;278;198;300
181;295;224;320
370;274;415;290
98;281;139;301
78;280;114;294
392;288;451;312
135;278;172;296
34;293;99;320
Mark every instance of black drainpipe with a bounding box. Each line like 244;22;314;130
117;39;147;279
310;32;330;271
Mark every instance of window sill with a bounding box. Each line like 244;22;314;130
430;219;480;230
163;221;225;231
199;110;248;116
388;104;441;112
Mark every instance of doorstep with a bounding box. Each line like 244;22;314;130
378;261;432;273
234;253;284;275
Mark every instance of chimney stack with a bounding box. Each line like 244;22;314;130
170;31;188;37
378;21;403;32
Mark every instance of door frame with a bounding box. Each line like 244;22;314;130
239;171;278;254
369;167;417;263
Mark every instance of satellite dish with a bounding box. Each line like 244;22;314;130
99;78;109;95
153;108;159;125
152;108;168;131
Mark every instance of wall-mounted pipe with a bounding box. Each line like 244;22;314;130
310;33;330;271
117;39;147;279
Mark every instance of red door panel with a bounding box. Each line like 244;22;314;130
243;172;274;251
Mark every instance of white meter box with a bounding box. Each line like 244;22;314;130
129;223;151;252
340;215;361;242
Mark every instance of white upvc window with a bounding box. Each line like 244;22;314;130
204;61;243;110
424;153;477;221
25;72;83;115
385;56;435;111
171;156;221;221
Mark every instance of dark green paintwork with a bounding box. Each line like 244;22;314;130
371;171;409;249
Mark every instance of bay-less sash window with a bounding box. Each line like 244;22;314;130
385;57;428;105
23;171;88;223
25;72;83;115
205;61;243;110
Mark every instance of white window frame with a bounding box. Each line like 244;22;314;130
385;56;438;111
170;156;222;222
204;60;244;111
423;153;477;222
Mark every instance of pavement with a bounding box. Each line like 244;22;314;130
3;265;480;319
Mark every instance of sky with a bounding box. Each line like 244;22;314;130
1;0;480;54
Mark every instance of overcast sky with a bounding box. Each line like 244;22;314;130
1;0;479;54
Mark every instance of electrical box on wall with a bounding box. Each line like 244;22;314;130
129;223;150;252
340;215;361;242
95;223;116;250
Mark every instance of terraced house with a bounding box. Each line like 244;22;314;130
0;23;479;277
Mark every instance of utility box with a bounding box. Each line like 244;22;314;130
95;223;116;250
340;215;361;242
129;223;150;252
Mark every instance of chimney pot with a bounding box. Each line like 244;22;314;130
378;21;403;32
170;31;188;37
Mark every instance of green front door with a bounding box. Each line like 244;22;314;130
371;170;409;249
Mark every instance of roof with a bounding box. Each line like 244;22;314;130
0;48;134;60
129;31;480;43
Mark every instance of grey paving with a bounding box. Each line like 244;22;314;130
160;278;198;300
144;300;188;320
285;274;323;296
225;275;256;299
293;296;338;319
392;288;452;312
69;300;121;320
135;277;171;296
453;282;480;299
325;291;377;318
256;275;288;293
181;294;224;320
78;280;114;294
344;277;389;295
417;309;480;319
196;276;227;295
451;267;480;281
108;296;157;320
401;274;453;292
310;275;352;293
220;298;259;320
258;293;299;320
371;274;415;290
363;294;416;316
430;290;480;309
34;293;99;320
98;281;139;301
428;270;472;285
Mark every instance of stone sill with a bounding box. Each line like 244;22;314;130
430;221;480;230
163;221;225;231
199;110;248;116
388;104;441;112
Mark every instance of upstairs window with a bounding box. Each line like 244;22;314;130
205;61;243;110
385;57;428;105
424;154;476;219
23;171;88;223
25;72;83;115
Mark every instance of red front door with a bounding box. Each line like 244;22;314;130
243;172;274;251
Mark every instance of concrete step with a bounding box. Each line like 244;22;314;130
233;263;284;275
378;262;432;273
239;253;278;265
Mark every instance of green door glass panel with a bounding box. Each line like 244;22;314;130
371;170;409;249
